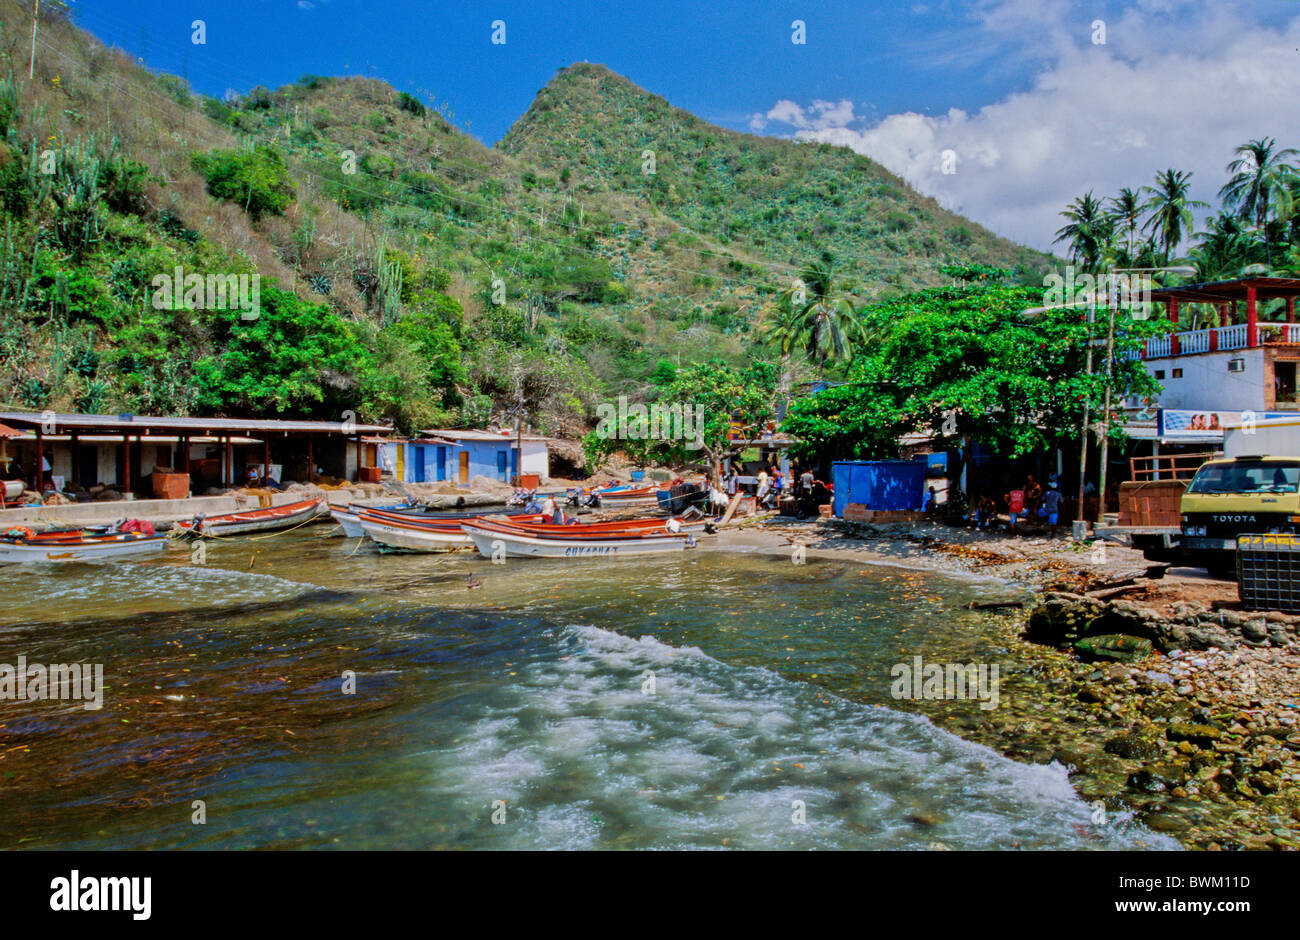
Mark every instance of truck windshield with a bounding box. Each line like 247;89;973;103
1186;460;1300;495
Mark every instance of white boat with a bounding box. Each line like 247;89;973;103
0;531;167;564
461;520;692;559
357;514;475;552
330;506;369;538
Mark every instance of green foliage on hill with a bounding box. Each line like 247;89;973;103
0;1;1053;447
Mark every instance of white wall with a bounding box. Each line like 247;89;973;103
1145;348;1266;412
520;440;548;477
1224;424;1300;458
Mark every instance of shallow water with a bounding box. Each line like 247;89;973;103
0;527;1176;849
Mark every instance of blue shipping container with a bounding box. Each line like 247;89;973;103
832;460;927;516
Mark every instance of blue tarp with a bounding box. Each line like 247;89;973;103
832;460;927;516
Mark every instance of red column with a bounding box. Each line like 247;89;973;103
1220;303;1230;327
1288;297;1295;324
1168;298;1180;356
1247;287;1258;347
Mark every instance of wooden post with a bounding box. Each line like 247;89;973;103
181;436;190;473
1247;286;1258;347
355;434;362;480
1288;297;1295;324
308;435;314;483
123;435;131;494
34;426;42;492
225;437;233;487
264;438;271;483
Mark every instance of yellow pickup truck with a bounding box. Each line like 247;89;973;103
1178;455;1300;578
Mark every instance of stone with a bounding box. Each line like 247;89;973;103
1167;722;1222;748
1074;634;1154;663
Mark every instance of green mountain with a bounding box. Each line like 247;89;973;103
0;2;1050;436
500;63;1047;291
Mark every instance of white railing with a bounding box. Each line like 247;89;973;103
1141;321;1300;359
1145;335;1171;358
1179;329;1212;354
1261;322;1300;344
1217;323;1248;349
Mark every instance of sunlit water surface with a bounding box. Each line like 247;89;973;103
0;526;1175;849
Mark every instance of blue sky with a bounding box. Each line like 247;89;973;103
72;1;1300;250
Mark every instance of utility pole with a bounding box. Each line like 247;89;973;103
1095;273;1118;526
29;0;38;80
1076;307;1094;528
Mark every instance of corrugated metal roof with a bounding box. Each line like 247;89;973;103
421;428;549;442
0;411;392;434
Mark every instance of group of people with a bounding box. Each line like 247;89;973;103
721;464;820;511
972;473;1066;536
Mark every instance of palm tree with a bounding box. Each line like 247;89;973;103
1191;212;1259;281
1141;169;1208;265
1219;137;1300;262
1053;192;1113;272
1106;187;1144;257
776;255;863;381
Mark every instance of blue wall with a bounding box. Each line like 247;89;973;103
832;460;927;515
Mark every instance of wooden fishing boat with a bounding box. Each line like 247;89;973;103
495;516;710;536
329;501;413;537
172;498;325;538
590;484;663;506
357;511;548;552
461;518;693;559
0;530;167;564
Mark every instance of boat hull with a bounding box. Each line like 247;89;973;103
358;517;472;552
175;498;324;537
0;534;167;564
462;522;690;559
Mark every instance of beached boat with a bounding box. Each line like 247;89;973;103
461;518;693;559
172;498;325;538
0;529;167;564
358;511;548;552
587;483;664;507
495;516;710;536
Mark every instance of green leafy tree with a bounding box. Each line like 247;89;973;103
781;283;1162;471
1053;191;1112;272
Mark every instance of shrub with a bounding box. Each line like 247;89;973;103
190;146;296;220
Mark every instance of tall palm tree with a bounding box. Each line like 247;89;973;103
1141;168;1208;265
777;256;863;381
1191;212;1259;281
1219;137;1300;262
1107;187;1143;257
1053;192;1113;272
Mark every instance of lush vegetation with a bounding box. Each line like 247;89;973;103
1054;138;1300;291
781;276;1164;462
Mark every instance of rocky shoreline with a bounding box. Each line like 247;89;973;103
729;517;1300;849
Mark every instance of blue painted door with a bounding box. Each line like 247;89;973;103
496;449;507;482
414;446;426;482
436;446;447;481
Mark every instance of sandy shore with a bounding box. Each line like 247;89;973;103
710;514;1300;850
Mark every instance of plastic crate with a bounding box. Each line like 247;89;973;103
1237;533;1300;612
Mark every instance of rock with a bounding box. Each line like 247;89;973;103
1167;722;1222;748
1143;811;1189;833
1106;730;1164;760
1074;634;1154;663
1249;772;1280;794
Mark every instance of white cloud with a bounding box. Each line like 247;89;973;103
756;1;1300;252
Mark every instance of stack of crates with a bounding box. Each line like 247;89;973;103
1237;534;1300;612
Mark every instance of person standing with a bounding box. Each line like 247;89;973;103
755;467;770;508
1004;484;1026;533
1038;486;1064;537
1024;474;1043;515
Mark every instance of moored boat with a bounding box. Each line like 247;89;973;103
0;529;167;564
357;511;548;552
461;518;693;559
172;498;325;538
